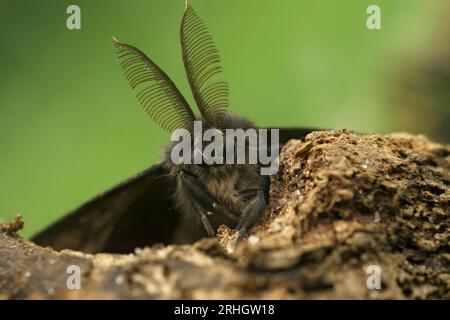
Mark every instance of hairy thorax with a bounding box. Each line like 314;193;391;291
161;114;267;229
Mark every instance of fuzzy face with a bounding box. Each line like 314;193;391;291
162;114;268;231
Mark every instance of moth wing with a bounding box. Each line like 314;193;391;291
31;127;327;253
31;164;179;253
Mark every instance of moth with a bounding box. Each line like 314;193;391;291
32;3;318;253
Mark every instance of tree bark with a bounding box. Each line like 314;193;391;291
0;130;449;299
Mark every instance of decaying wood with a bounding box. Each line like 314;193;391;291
0;130;449;299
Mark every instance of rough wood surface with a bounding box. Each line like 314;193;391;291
1;130;449;299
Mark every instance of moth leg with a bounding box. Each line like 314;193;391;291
234;189;260;200
235;189;267;245
192;201;215;237
179;170;239;223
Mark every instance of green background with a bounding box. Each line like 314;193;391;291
0;0;448;237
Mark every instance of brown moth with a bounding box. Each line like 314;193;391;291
32;3;319;253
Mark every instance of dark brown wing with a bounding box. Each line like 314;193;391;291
31;128;324;254
180;2;229;128
31;164;179;253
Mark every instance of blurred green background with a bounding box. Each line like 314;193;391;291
1;0;449;237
